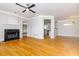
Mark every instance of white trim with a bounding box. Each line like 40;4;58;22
0;9;26;19
57;34;79;38
27;34;44;39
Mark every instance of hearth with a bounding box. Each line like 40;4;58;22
4;29;20;41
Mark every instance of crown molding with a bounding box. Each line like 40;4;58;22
0;9;26;19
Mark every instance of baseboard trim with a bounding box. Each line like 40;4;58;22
27;35;44;40
57;35;79;38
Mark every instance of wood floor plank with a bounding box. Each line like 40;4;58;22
0;36;79;56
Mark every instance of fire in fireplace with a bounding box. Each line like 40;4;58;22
4;29;20;41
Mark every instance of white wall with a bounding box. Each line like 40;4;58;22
27;15;55;39
57;19;79;37
0;12;25;41
27;16;44;39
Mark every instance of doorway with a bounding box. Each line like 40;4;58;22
22;21;27;37
44;19;51;38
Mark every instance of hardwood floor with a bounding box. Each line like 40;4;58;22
0;36;79;56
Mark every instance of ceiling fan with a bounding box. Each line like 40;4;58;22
16;3;36;13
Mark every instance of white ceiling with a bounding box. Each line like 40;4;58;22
0;3;79;20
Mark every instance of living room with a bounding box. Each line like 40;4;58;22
0;2;79;57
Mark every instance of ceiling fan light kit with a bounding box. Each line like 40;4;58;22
16;3;36;13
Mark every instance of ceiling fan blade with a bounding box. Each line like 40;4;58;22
28;4;35;9
16;3;26;8
22;9;26;13
29;9;36;13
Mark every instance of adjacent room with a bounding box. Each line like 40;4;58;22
0;3;79;56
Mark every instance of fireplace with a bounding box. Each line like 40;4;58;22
4;29;20;41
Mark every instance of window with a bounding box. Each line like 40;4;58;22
64;24;73;26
